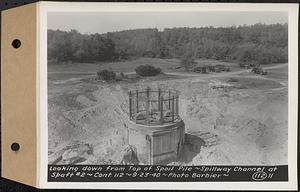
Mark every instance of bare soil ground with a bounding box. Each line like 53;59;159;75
48;58;240;74
48;59;288;165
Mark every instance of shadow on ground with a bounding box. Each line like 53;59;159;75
179;132;219;164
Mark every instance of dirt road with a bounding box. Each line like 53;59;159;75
48;63;288;80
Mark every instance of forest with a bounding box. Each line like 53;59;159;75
48;23;288;65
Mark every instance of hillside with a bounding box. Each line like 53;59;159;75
48;23;288;65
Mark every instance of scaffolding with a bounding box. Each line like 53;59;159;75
128;87;180;125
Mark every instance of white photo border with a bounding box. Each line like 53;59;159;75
37;2;298;190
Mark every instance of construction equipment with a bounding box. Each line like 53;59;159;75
251;67;268;75
215;64;230;72
193;66;209;73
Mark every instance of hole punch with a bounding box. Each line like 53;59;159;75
11;39;21;49
11;143;20;151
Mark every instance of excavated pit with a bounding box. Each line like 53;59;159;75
48;74;288;165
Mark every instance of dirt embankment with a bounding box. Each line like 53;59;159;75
48;73;288;165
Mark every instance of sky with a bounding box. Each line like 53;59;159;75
48;12;288;34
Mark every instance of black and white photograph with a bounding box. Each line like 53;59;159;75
40;3;297;188
48;10;289;166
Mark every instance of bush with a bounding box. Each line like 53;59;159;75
97;70;116;80
135;65;162;76
227;78;239;83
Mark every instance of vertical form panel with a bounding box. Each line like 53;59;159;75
172;96;175;122
176;96;179;117
172;129;176;154
129;91;132;119
168;90;171;110
146;88;150;125
160;96;164;124
158;88;161;111
136;90;139;113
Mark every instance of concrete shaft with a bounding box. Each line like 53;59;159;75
126;120;185;165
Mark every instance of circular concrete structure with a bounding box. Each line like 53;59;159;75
126;88;185;165
127;119;185;164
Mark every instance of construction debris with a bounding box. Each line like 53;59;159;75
49;143;93;165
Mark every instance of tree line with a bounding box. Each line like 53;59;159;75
48;23;288;65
